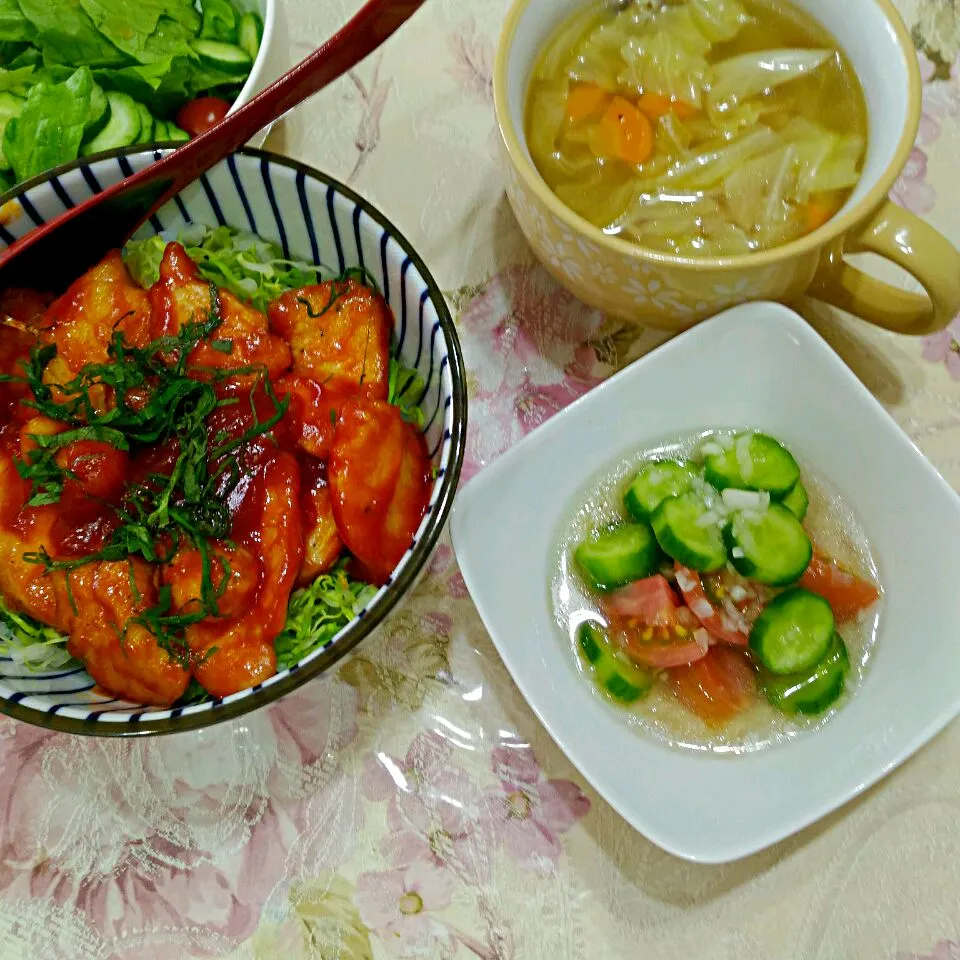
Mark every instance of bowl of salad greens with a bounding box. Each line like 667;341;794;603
0;143;466;736
0;0;274;196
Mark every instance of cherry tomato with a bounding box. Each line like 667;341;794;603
605;575;710;669
176;96;231;137
670;647;757;726
799;551;880;622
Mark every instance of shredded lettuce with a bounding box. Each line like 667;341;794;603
389;353;427;429
125;225;323;312
275;564;378;672
0;597;74;672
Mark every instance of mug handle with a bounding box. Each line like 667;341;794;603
807;199;960;335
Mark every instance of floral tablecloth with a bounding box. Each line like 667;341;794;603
3;1;960;958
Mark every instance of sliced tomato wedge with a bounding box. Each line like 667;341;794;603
670;647;757;726
606;575;678;624
674;563;749;646
605;575;710;669
799;551;880;622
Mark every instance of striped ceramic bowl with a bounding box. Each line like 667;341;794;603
0;146;467;736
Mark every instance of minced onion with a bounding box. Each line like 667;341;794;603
721;488;770;512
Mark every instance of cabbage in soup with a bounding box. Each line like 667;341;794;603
525;0;869;257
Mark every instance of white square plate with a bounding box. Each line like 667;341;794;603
451;302;960;863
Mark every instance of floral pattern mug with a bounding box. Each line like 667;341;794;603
494;0;960;334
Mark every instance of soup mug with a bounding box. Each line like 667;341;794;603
493;0;960;334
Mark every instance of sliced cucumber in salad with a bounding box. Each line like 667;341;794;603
650;493;727;573
135;103;156;145
761;632;850;715
575;523;661;590
192;39;253;74
725;503;812;586
578;621;656;704
623;459;700;521
704;432;800;498
238;12;264;62
749;587;835;675
81;91;141;156
781;481;809;521
570;429;877;723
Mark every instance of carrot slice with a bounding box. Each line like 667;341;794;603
597;96;654;165
566;83;609;123
804;200;838;234
636;92;699;120
636;92;673;119
671;99;700;120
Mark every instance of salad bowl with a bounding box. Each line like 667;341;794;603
0;0;277;198
452;302;960;863
0;145;466;736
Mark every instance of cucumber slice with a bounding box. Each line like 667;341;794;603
80;91;141;156
575;523;661;591
749;587;835;675
623;459;701;521
135;103;155;144
724;503;812;586
781;481;809;520
650;493;726;573
761;633;850;715
155;120;190;143
191;39;253;74
704;433;800;498
578;621;656;704
238;12;264;62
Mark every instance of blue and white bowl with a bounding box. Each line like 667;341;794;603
0;146;467;736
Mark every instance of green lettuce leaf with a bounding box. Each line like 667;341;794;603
199;0;239;42
0;64;36;96
16;0;128;67
3;66;103;183
0;0;34;45
79;0;199;64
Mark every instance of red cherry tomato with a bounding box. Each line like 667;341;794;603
175;96;231;137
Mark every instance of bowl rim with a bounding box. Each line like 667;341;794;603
230;0;277;116
0;144;468;737
491;0;922;271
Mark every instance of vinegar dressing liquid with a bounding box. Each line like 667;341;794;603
549;431;882;754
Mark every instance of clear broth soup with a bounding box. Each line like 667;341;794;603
550;432;882;754
526;0;869;257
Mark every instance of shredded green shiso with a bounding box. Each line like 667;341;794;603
0;225;427;697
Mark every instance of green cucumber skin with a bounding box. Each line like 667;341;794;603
623;460;701;522
781;482;809;521
704;433;800;498
761;633;850;715
576;622;656;704
749;587;835;675
650;493;727;573
574;523;661;591
724;504;812;587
